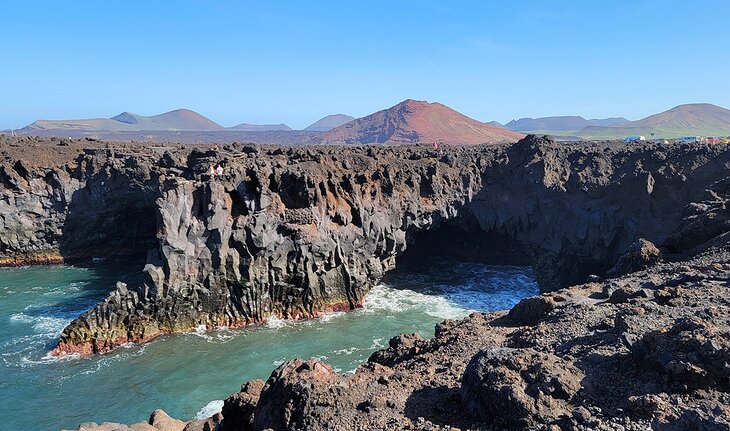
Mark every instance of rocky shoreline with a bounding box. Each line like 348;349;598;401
3;135;730;357
66;244;730;430
2;135;730;429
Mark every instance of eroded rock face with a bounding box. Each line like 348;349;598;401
666;176;730;253
0;142;159;265
54;143;490;354
3;136;730;355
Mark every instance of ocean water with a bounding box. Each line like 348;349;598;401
0;259;539;431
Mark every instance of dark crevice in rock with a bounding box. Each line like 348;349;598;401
59;168;159;263
398;210;532;268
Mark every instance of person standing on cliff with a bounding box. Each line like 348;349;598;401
208;164;216;176
215;164;224;176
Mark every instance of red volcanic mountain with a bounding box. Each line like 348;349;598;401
322;99;523;144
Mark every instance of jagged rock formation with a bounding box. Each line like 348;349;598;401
54;143;492;354
2;135;730;357
461;348;586;428
606;238;662;277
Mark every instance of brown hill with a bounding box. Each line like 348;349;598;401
578;103;730;139
322;99;523;144
630;103;730;130
24;109;224;131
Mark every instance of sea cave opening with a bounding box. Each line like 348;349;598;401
380;210;539;313
397;210;531;268
59;176;159;264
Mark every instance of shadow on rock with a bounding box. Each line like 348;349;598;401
403;385;463;427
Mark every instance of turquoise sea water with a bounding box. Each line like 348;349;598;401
0;259;538;431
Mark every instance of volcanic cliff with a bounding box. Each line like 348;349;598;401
1;135;730;357
64;166;730;430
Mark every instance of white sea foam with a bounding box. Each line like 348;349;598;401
318;311;345;322
370;338;385;349
266;316;289;329
9;312;69;336
9;313;34;324
332;346;359;355
20;351;78;366
211;330;237;342
195;399;224;419
362;285;470;320
22;302;51;311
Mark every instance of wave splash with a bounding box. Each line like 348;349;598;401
195;400;224;420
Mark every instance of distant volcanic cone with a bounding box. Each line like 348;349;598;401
322;99;523;144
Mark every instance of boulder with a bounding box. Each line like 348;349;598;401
607;238;662;277
149;409;186;431
254;359;340;431
461;348;584;428
629;318;730;390
507;295;557;326
368;333;425;367
182;413;222;431
221;379;265;431
71;422;157;431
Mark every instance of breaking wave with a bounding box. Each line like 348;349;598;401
195;400;224;420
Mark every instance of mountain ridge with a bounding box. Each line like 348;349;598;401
19;102;730;141
229;123;292;132
24;109;225;132
505;116;629;132
576;103;730;139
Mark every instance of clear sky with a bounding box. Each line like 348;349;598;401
2;1;729;130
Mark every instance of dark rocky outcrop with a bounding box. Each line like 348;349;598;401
665;176;730;253
220;380;264;431
3;135;730;356
629;318;730;391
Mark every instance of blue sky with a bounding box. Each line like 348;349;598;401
1;1;729;129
